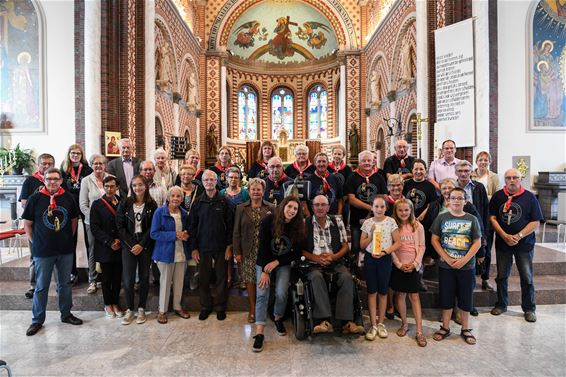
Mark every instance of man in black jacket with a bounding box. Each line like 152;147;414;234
188;170;234;321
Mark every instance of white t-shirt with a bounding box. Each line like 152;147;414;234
171;212;186;263
133;203;145;234
361;216;398;253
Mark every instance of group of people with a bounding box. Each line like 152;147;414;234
21;138;543;354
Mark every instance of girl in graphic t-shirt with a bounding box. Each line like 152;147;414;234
391;199;427;347
360;195;400;341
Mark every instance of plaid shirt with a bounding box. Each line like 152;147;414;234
312;215;348;255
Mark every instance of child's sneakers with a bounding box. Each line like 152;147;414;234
377;323;388;338
365;325;378;341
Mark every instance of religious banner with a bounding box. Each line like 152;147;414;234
434;18;475;147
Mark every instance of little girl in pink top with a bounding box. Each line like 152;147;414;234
391;199;427;347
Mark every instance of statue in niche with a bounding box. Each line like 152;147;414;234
206;125;218;158
186;71;198;110
277;128;289;162
369;70;381;106
156;43;172;91
348;126;360;158
398;40;415;87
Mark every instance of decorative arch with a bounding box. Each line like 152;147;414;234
179;54;199;109
208;0;358;51
367;52;389;107
155;17;179;92
390;13;416;89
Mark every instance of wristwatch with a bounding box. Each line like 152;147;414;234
518;232;524;239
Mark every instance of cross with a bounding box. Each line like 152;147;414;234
411;112;429;159
505;209;513;225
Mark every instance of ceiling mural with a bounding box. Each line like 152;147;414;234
228;0;338;63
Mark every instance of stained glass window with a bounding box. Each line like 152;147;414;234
307;85;328;139
271;87;293;139
237;85;257;140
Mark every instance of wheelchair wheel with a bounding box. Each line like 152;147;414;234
293;303;306;340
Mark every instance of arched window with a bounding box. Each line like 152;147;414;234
271;87;294;139
307;84;328;139
237;85;258;140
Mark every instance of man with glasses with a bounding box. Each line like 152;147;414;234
489;169;543;322
263;157;292;205
306;152;343;217
19;153;55;299
302;195;364;335
22;168;83;336
428;140;461;191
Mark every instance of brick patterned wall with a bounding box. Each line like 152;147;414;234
74;0;85;146
363;0;416;164
345;54;361;160
155;0;201;156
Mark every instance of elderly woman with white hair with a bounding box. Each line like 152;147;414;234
153;148;177;189
284;144;315;180
150;186;191;324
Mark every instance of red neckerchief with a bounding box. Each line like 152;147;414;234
269;173;288;189
39;187;65;210
33;171;45;183
503;185;525;212
355;168;375;184
69;164;83;184
328;161;345;174
396;154;407;168
100;196;117;216
215;163;232;173
292;160;312;179
314;170;331;192
386;194;404;204
257;160;268;170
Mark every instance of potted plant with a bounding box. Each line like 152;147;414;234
0;144;35;175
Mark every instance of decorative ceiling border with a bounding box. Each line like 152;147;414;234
207;0;358;51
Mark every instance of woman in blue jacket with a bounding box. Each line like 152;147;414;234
151;186;191;324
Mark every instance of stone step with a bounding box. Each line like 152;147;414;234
1;274;564;312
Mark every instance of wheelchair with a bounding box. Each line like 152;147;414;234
289;255;365;340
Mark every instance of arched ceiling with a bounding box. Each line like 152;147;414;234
208;0;358;55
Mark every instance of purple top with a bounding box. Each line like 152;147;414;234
428;157;461;183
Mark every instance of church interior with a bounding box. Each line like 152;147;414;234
0;0;565;375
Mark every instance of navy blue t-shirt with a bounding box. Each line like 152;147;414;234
263;177;293;204
306;173;343;215
344;171;387;226
22;191;80;257
403;179;438;218
489;189;543;253
18;176;44;203
284;163;315;180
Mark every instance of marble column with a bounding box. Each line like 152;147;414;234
473;0;490;157
145;0;156;159
84;0;101;155
416;0;429;160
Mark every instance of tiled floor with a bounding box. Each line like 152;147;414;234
1;305;565;376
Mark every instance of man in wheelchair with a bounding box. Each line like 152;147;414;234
301;194;365;335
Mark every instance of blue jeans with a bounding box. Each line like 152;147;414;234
495;247;535;312
255;264;290;325
32;253;74;324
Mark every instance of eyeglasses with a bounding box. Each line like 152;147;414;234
70;152;82;156
45;178;61;182
104;185;117;189
268;165;282;169
449;197;466;201
313;203;329;207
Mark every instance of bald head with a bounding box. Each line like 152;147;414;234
312;194;330;219
395;139;409;158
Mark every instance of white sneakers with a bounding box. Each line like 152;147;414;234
365;323;388;341
135;308;147;324
121;309;135;325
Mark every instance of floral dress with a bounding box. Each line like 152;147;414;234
242;207;262;284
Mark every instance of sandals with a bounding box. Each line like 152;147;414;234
174;310;191;319
415;332;427;347
157;312;168;324
313;320;334;334
396;324;409;337
460;329;476;345
433;326;451;341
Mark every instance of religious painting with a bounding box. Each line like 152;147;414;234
229;1;338;64
0;0;44;133
105;131;121;157
530;0;566;131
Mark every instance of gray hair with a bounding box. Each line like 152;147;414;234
248;178;266;191
202;169;218;181
387;174;404;187
294;144;309;155
358;150;374;160
439;178;457;188
455;160;473;170
226;166;241;177
167;185;183;199
154;148;167;158
43;167;62;180
89;154;107;165
140;160;155;169
118;138;132;150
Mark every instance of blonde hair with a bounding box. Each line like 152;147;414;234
387;174;404;187
248;178;266;191
179;164;196;175
392;199;417;232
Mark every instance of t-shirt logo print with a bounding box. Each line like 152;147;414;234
357;182;377;203
408;188;426;209
42;206;69;232
499;202;523;225
440;219;473;259
271;236;292;256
